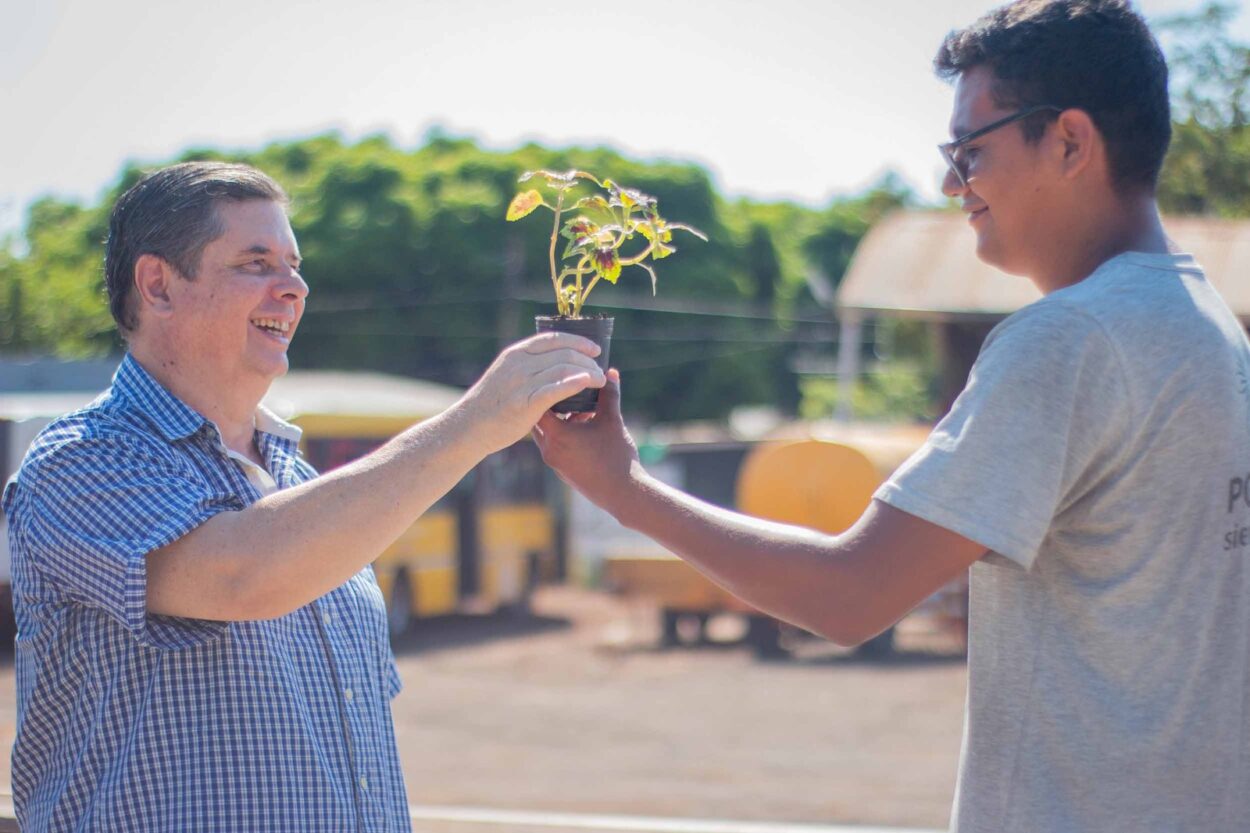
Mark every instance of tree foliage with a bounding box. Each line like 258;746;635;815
1156;2;1250;216
11;1;1244;422
0;134;903;422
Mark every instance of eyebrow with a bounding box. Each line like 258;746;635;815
238;245;302;265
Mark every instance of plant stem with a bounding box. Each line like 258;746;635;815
619;242;656;267
579;273;601;313
550;192;566;315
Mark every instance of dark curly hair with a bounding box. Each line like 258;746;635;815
935;0;1171;194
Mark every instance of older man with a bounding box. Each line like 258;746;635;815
536;2;1250;831
2;161;604;831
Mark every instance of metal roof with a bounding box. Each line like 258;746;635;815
262;371;463;421
0;370;464;422
837;211;1250;322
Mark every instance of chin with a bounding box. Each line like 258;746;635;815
247;355;290;382
973;237;1030;278
973;234;1002;269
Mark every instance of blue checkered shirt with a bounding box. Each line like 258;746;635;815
2;355;410;832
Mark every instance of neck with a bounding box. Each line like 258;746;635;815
129;339;267;456
1031;192;1170;295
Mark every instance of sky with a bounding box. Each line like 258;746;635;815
3;0;1244;240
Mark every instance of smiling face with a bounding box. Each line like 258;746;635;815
942;66;1062;277
164;199;308;389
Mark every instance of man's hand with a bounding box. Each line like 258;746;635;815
458;332;606;455
530;369;641;516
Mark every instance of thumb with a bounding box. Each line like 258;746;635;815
597;368;623;422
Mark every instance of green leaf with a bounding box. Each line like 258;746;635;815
592;247;622;283
652;242;676;260
573;195;611;214
607;182;655;210
506;190;544;221
563;236;593;259
560;216;598;240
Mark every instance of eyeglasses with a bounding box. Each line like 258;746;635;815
938;104;1063;188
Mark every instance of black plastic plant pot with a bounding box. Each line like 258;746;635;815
535;314;613;414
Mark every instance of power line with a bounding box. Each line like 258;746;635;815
293;325;837;345
303;286;835;325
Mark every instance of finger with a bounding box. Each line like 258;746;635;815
597;368;623;418
529;351;605;383
528;369;603;411
529;425;546;452
520;332;601;358
529;363;606;392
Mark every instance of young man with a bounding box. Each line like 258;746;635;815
2;161;604;831
534;2;1250;830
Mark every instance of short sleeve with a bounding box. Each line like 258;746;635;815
7;431;243;649
875;302;1132;569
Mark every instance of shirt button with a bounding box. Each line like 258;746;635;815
344;688;354;702
359;775;369;791
322;612;332;626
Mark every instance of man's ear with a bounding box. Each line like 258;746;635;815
133;254;177;320
1053;108;1099;181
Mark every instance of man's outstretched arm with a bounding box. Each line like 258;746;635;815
146;333;605;622
533;371;985;646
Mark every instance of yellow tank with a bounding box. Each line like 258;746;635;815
604;424;952;656
737;440;881;535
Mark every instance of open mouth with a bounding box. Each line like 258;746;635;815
251;317;291;342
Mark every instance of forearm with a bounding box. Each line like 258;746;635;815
612;465;879;645
148;402;489;620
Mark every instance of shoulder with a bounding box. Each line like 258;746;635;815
980;296;1118;370
17;398;183;488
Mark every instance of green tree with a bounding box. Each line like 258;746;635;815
1157;2;1250;216
0;134;910;422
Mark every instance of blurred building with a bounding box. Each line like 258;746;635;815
834;211;1250;418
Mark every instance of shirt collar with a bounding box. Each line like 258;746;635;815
113;354;302;445
255;402;302;443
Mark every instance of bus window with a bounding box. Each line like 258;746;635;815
303;437;386;473
480;442;547;506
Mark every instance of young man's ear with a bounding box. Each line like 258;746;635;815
133;254;178;320
1053;108;1099;181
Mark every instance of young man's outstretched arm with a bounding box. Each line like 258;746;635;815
533;371;985;646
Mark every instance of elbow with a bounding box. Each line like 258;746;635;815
810;621;871;650
805;608;894;650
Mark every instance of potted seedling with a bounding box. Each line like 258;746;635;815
506;169;706;413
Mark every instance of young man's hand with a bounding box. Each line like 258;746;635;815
459;332;606;455
531;369;642;518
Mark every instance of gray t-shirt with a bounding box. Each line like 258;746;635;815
876;252;1250;832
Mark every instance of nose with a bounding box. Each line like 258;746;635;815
941;166;966;199
273;265;309;302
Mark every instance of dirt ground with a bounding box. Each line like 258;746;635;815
0;587;968;830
